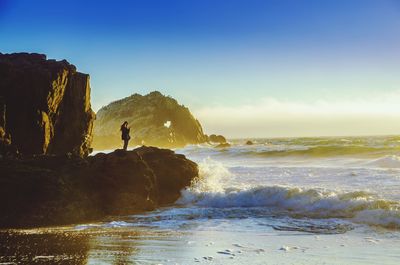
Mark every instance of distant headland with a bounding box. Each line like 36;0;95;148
93;91;227;149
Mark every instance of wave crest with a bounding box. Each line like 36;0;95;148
179;185;400;229
365;155;400;168
244;145;400;158
177;161;400;229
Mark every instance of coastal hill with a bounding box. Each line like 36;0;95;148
0;52;95;157
0;53;198;228
93;91;210;149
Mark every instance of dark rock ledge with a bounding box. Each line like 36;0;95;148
0;146;198;228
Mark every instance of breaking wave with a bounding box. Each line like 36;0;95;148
177;160;400;229
239;145;400;158
364;155;400;168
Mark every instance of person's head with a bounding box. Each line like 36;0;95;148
121;121;128;130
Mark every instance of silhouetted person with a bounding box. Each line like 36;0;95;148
120;121;130;151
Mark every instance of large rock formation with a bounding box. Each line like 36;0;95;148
0;53;199;229
0;146;198;228
93;91;208;149
0;53;95;157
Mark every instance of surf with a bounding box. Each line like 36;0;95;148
175;157;400;230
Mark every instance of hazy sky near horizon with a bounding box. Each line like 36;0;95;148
1;0;400;137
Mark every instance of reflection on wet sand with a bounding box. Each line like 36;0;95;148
0;228;144;265
0;229;90;264
86;229;141;265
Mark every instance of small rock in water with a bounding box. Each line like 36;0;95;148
279;245;302;252
255;248;265;254
279;246;291;252
202;256;214;261
217;249;235;256
232;243;245;248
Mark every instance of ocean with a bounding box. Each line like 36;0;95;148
1;135;400;264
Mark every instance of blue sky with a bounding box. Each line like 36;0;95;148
1;0;400;137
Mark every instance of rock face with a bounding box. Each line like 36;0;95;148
0;53;95;157
93;91;208;149
0;96;11;155
0;146;198;228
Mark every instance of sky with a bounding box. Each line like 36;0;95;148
1;0;400;137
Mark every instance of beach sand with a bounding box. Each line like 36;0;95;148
1;220;399;265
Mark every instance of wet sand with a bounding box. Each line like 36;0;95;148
1;222;399;265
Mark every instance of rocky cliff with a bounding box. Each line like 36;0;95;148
0;53;95;157
0;146;198;228
93;91;208;149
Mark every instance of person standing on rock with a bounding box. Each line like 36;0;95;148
120;121;130;151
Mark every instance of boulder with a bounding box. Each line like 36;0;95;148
0;53;95;157
0;146;198;228
246;140;254;145
208;134;227;144
93;91;208;149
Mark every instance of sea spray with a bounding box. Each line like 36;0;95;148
182;158;232;194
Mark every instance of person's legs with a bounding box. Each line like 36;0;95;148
123;139;128;150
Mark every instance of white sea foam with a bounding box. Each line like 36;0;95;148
180;184;400;227
176;158;400;229
354;209;400;229
187;157;232;193
365;155;400;168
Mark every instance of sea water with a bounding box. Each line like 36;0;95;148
174;136;400;230
1;136;400;264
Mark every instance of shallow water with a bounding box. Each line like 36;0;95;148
1;135;400;264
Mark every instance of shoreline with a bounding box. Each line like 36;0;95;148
1;214;399;265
